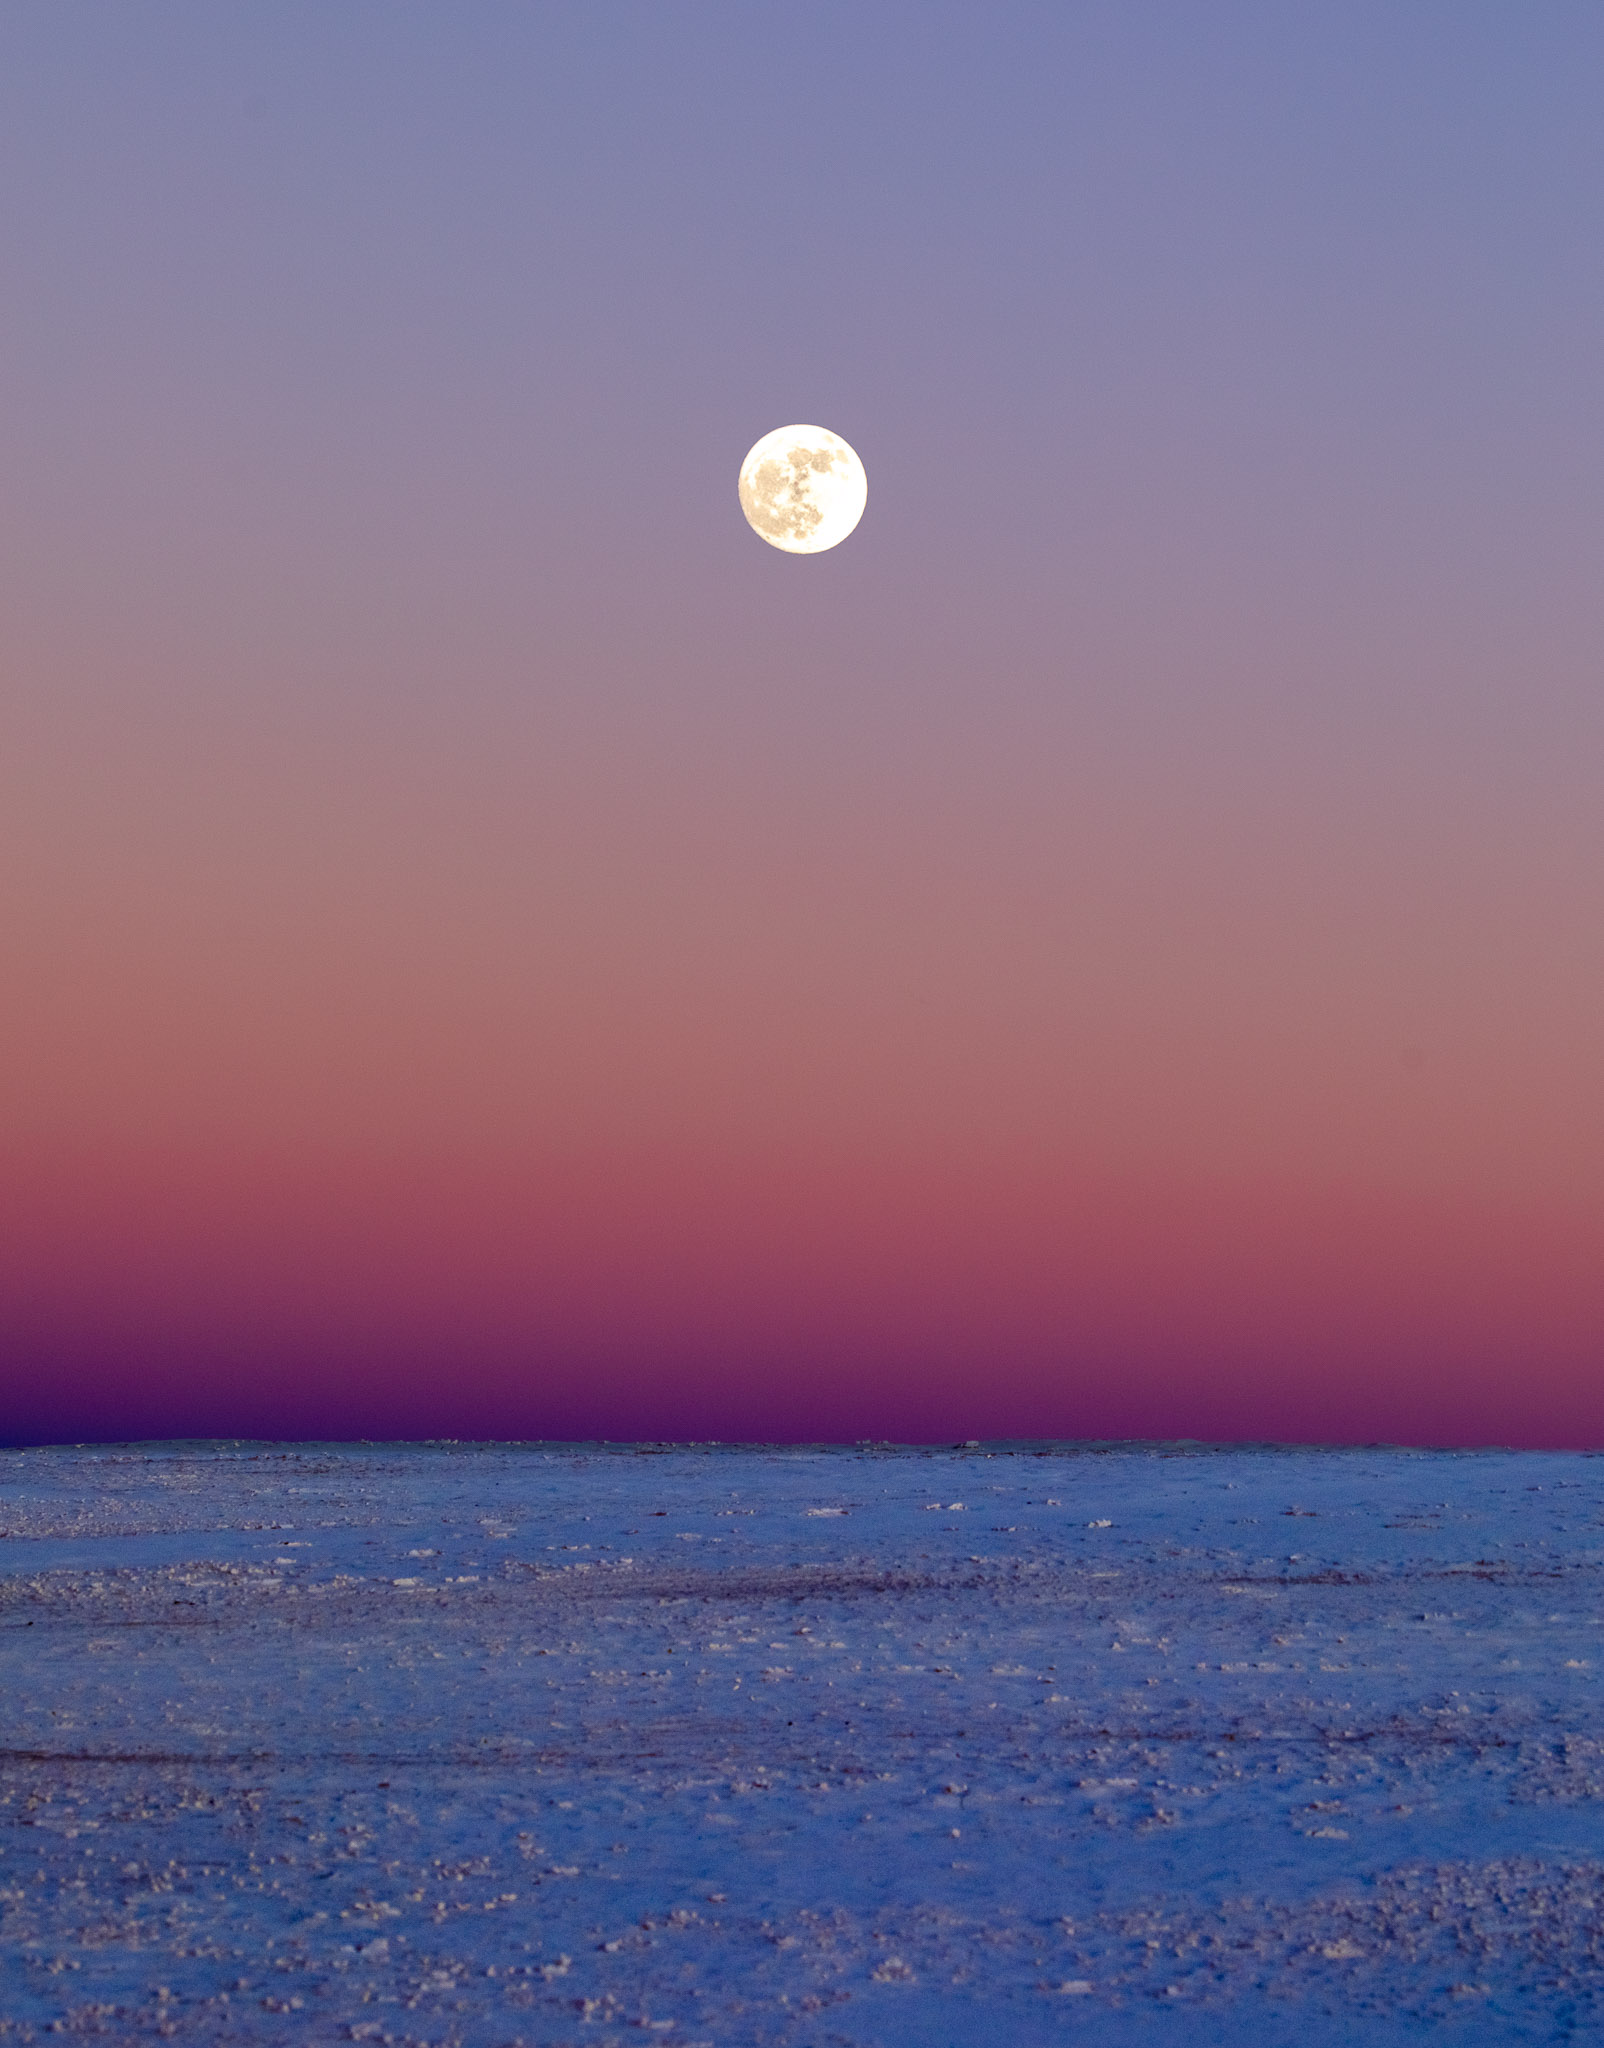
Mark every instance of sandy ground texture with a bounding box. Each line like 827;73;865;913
3;1440;1604;2045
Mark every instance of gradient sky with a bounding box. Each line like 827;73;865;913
3;2;1603;1446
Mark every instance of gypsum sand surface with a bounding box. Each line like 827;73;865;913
4;1438;1604;2043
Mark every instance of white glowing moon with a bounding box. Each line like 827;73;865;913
738;424;867;553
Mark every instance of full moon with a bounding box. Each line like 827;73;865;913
738;424;867;553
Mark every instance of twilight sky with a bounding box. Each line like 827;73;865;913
3;2;1603;1446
